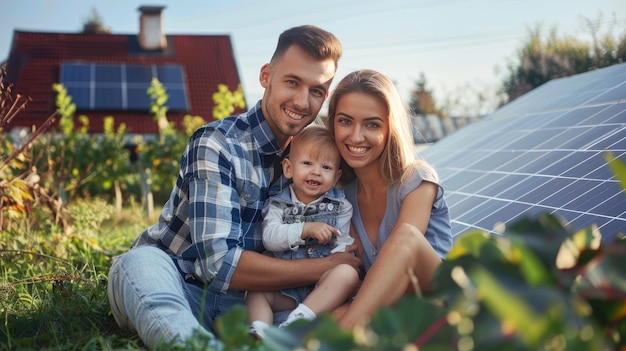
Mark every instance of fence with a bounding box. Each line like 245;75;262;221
412;114;482;144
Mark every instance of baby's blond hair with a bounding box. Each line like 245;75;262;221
289;124;340;164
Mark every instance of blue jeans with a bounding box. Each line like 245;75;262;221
107;246;243;348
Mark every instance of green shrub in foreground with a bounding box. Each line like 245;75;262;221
197;213;624;351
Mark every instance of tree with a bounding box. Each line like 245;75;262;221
502;24;591;101
82;7;109;34
409;72;440;116
502;14;626;102
582;12;626;69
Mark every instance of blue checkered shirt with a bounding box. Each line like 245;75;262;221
131;101;287;294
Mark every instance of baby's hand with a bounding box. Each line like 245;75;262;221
302;222;340;245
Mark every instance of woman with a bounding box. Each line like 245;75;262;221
325;69;452;329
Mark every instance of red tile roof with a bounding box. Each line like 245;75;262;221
4;30;246;134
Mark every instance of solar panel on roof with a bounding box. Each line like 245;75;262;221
126;65;154;82
59;62;189;112
422;63;626;242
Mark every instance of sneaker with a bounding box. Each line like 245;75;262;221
278;312;306;328
249;320;270;339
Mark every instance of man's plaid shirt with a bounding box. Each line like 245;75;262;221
131;101;286;294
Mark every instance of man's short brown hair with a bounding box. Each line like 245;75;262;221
270;25;342;71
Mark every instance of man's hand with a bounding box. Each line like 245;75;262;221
302;222;341;244
231;245;361;291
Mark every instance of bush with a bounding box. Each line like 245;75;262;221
194;213;624;351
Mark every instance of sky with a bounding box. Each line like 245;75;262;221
2;0;625;115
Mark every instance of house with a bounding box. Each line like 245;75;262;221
3;5;245;134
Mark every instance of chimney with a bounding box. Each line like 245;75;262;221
138;5;167;50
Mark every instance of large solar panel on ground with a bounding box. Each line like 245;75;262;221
422;63;626;242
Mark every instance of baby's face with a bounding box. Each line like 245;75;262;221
284;147;341;204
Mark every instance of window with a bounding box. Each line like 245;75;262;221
59;62;189;111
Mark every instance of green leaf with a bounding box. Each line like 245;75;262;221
575;237;626;305
472;266;553;347
510;243;553;286
504;214;570;273
446;230;492;259
262;315;355;351
213;305;258;350
369;295;453;349
556;224;602;270
604;152;626;190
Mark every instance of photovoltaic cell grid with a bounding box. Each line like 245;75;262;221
422;63;626;242
59;62;189;111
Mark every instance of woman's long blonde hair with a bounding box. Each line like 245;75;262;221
326;69;437;185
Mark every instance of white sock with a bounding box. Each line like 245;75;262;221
279;303;316;328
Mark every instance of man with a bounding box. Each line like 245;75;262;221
107;25;361;348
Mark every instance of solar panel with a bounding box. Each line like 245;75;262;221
126;65;154;82
59;62;189;111
422;63;626;242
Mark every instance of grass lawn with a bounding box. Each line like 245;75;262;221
1;200;153;350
